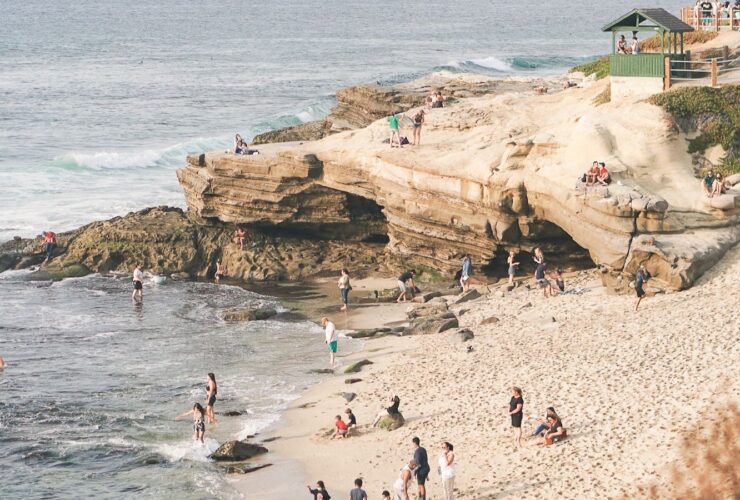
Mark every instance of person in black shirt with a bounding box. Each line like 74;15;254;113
634;265;651;311
307;480;330;500
372;395;401;427
509;387;524;448
412;437;430;500
396;270;416;303
345;408;357;430
700;0;714;24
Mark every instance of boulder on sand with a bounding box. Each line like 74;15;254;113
344;359;373;373
480;315;500;325
210;440;268;461
406;314;458;335
378;412;405;431
406;301;448;319
455;328;475;342
222;306;277;321
453;288;481;304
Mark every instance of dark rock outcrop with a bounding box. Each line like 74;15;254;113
210;440;268;461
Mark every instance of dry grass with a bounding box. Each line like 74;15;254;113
639;31;719;51
634;403;740;499
593;83;611;106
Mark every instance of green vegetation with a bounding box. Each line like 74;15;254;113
639;31;718;51
650;85;740;175
593;83;611;106
569;56;610;80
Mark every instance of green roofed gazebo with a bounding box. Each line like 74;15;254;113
602;8;694;80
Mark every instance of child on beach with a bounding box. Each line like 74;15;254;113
307;480;331;500
509;387;524;448
338;268;351;312
333;415;349;439
345;408;357;431
322;317;338;367
349;478;368;500
176;403;207;443
507;250;519;285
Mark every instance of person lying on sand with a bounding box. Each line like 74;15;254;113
530;415;567;446
333;415;348;439
176;403;207;443
372;395;401;427
307;480;331;500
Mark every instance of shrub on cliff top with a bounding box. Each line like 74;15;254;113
639;31;718;52
569;56;609;80
650;85;740;175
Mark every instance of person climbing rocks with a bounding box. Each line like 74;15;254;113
41;231;57;264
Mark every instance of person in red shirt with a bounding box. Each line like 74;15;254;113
41;231;57;263
333;415;348;439
597;162;611;186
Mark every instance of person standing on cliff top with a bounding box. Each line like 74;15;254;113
388;114;401;148
132;263;144;302
460;255;472;292
412;110;424;146
321;317;338;367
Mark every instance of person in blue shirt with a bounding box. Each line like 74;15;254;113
460;254;472;292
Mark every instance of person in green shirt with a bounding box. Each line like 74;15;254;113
387;114;401;148
702;170;715;197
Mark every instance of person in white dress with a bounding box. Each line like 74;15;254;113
438;442;457;500
393;459;417;500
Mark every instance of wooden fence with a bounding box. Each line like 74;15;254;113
680;6;740;31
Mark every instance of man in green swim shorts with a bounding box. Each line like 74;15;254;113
387;114;401;148
322;316;338;367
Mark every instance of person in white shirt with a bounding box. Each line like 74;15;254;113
631;36;640;55
321;317;338;367
132;264;144;302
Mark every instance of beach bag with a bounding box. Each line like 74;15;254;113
580;174;587;183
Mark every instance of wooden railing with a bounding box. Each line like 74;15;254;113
680;6;740;31
666;55;740;88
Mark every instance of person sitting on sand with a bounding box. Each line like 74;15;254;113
321;317;338;367
235;227;246;250
702;170;715;197
535;261;552;297
712;173;726;197
372;395;401;427
345;408;357;431
532;406;559;436
460;254;472;292
214;260;227;283
393;459;417;500
396;270;416;303
634;264;651;311
307;480;331;500
531;415;567;446
597;162;611;185
388;114;402;148
507;250;520;285
617;35;628;54
333;415;349;439
338;268;351;312
552;269;565;294
176;403;207;443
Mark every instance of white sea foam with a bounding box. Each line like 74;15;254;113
156;438;220;463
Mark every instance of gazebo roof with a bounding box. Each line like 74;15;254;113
602;8;695;33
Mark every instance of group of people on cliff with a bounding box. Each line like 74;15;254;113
386;90;444;148
692;0;740;25
582;161;611;186
702;170;727;197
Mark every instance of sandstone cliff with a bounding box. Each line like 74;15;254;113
178;78;740;290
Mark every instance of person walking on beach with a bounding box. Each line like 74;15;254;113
412;437;430;500
393;459;417;500
205;372;217;424
350;478;368;500
234;227;246;250
338;268;351;312
507;250;520;285
396;270;416;303
132;264;144;302
176;403;207;443
307;480;331;500
460;255;472;292
214;260;227;283
388;114;402;148
412;110;425;146
322;317;338;367
634;265;651;311
437;441;456;500
509;387;524;448
41;231;57;264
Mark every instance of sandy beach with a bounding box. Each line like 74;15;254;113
236;246;739;499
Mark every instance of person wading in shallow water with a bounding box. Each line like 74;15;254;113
176;403;206;444
205;373;217;424
322;317;338;367
132;264;144;302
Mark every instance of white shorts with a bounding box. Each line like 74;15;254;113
397;280;407;292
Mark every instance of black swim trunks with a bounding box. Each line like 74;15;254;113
415;468;429;485
207;394;216;407
635;285;645;298
133;281;143;290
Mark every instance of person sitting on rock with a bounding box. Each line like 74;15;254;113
396;270;416;303
41;230;57;264
372;395;401;427
702;170;716;197
583;161;600;185
597;162;611;185
333;415;349;439
712;172;726;197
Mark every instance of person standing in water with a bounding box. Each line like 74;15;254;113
176;403;206;443
214;260;227;283
412;437;431;500
460;255;472;292
338;268;351;312
132;264;144;302
205;373;217;424
322;317;338;367
509;387;524;448
634;264;651;311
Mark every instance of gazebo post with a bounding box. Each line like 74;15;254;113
680;32;684;53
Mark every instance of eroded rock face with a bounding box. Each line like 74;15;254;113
177;76;740;291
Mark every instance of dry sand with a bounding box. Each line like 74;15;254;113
236;245;739;499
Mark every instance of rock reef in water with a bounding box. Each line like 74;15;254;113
178;74;740;290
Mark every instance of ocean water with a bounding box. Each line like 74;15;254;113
0;0;689;497
0;272;331;498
